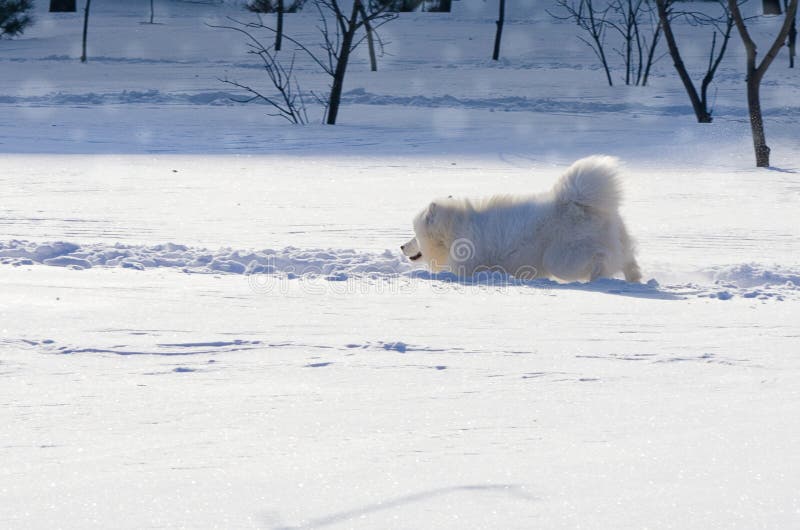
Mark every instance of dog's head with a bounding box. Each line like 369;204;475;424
400;236;422;261
401;201;454;270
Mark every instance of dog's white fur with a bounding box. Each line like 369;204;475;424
401;156;641;282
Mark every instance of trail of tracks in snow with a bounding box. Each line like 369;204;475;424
1;239;798;301
2;87;798;118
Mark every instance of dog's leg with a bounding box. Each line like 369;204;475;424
589;252;610;282
623;259;642;283
616;219;642;283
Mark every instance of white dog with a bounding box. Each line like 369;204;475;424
401;156;641;282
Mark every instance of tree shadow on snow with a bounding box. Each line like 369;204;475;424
268;484;536;529
765;166;798;174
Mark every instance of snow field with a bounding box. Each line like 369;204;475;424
2;0;800;528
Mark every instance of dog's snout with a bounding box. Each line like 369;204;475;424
401;237;420;260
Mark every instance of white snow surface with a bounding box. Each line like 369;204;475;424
2;1;800;529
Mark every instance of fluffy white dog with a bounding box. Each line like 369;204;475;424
401;156;641;282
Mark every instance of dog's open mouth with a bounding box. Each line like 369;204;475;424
408;252;422;261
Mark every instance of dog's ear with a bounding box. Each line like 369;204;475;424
425;202;437;225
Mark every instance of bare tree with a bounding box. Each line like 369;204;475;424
211;22;309;124
639;0;663;85
550;0;614;85
248;0;393;122
216;0;394;125
551;0;662;86
656;0;734;122
315;0;396;124
609;0;643;85
728;0;798;166
607;0;662;86
493;0;505;60
246;0;394;121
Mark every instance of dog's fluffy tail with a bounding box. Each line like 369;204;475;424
552;155;621;213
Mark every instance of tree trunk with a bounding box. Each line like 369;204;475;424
150;0;154;24
700;23;732;116
49;0;76;12
625;34;632;85
633;5;644;85
275;0;284;51
746;78;770;166
492;0;505;61
586;5;614;86
81;0;92;63
365;22;377;71
641;25;660;86
326;2;360;125
357;2;378;71
625;1;633;85
788;1;797;67
656;0;712;122
326;30;354;124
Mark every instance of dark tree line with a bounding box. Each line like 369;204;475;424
13;0;800;166
1;0;33;38
49;0;75;11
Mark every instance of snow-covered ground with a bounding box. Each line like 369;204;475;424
2;1;800;528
